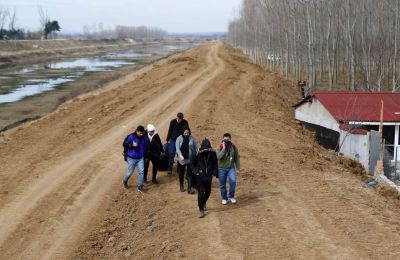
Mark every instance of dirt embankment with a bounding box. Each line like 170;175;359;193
0;39;133;65
2;41;400;259
0;39;192;66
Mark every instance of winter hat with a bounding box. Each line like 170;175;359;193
147;124;156;132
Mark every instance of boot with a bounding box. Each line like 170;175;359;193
187;187;194;194
187;177;194;194
152;173;158;184
180;185;185;192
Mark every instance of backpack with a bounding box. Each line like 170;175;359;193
158;143;169;171
122;133;133;161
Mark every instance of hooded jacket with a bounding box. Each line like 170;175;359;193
191;139;218;181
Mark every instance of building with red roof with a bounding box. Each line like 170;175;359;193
294;91;400;174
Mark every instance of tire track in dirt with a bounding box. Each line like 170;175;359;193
0;42;223;259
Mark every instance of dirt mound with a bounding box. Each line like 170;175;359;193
167;56;195;64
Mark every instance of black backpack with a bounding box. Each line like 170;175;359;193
122;133;133;161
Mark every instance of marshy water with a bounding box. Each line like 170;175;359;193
0;43;193;104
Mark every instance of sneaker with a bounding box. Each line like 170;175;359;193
122;180;129;189
229;198;237;204
137;185;143;193
222;199;228;205
199;210;205;218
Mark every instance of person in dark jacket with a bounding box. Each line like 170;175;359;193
144;124;164;184
122;125;149;193
191;138;218;218
166;112;189;174
175;127;197;194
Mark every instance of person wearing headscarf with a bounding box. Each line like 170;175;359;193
144;124;164;184
175;127;197;194
191;138;218;218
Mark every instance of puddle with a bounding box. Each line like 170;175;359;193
0;78;75;103
48;58;135;71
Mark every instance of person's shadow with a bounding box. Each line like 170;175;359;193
207;186;281;213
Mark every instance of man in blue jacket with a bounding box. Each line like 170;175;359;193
123;125;149;192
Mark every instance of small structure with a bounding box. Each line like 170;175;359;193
294;91;400;174
297;80;307;98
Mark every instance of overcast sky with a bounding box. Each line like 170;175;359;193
2;0;242;33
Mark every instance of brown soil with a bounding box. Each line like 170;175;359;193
1;41;400;259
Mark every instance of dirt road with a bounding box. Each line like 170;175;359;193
1;41;400;259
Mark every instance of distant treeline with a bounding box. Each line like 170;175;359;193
0;6;167;42
228;0;400;92
0;28;45;40
82;24;168;41
0;29;24;40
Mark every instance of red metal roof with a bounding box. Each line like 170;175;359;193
297;91;400;122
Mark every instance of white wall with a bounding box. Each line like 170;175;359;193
295;98;340;132
339;130;370;171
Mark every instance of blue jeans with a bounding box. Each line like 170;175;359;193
123;157;144;186
218;167;237;200
168;140;176;171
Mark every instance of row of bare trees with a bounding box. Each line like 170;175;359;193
228;0;400;92
82;24;168;41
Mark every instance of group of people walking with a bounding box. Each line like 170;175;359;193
122;112;240;218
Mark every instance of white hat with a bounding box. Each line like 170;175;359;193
147;124;156;132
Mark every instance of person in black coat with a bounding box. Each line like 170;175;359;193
191;138;218;218
166;112;189;174
144;124;164;184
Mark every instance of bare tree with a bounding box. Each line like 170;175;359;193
228;0;400;93
0;6;9;31
38;5;49;32
8;8;17;31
